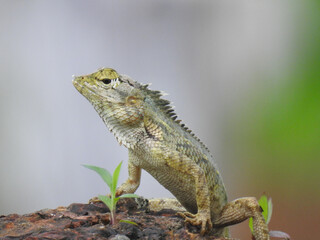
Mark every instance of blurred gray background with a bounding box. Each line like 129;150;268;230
1;1;319;239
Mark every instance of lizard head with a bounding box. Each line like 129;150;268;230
73;68;210;155
73;68;145;147
73;68;130;103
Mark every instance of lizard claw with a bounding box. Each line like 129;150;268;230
178;211;212;235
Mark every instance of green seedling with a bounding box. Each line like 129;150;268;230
249;196;290;239
249;195;272;234
83;161;139;224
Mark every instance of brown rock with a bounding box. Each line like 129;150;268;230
0;198;227;239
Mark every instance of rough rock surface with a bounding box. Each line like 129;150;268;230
0;198;228;240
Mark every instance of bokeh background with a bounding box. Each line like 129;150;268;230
1;1;319;239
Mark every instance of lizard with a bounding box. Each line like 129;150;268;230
72;68;270;239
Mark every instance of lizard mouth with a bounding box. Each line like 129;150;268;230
72;75;83;89
72;75;120;104
72;76;99;98
72;76;82;93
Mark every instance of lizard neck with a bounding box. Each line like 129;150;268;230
94;102;145;149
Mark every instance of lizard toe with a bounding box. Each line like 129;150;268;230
88;196;102;204
178;211;212;235
177;211;196;219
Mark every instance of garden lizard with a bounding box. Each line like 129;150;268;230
73;68;270;239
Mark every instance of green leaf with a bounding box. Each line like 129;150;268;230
267;198;273;224
249;217;253;233
249;195;271;234
118;194;139;199
119;219;138;226
98;195;113;211
112;161;122;194
258;195;268;223
83;165;112;189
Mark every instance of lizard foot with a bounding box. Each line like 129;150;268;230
178;211;212;235
88;196;102;204
88;195;111;204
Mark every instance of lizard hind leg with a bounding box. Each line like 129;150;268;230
213;197;270;240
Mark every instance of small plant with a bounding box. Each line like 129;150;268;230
83;161;139;224
249;195;272;234
249;195;290;240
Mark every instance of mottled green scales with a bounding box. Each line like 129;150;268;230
73;68;270;239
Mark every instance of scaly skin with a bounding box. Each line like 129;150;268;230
73;68;270;239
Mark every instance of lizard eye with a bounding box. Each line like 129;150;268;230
102;79;112;84
101;77;121;89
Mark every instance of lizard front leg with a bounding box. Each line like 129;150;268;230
116;154;141;196
213;197;270;240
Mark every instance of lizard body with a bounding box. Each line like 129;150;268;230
73;68;270;239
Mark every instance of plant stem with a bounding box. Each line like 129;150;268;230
110;195;116;224
111;209;116;224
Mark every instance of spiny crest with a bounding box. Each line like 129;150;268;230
140;84;211;153
140;83;175;118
